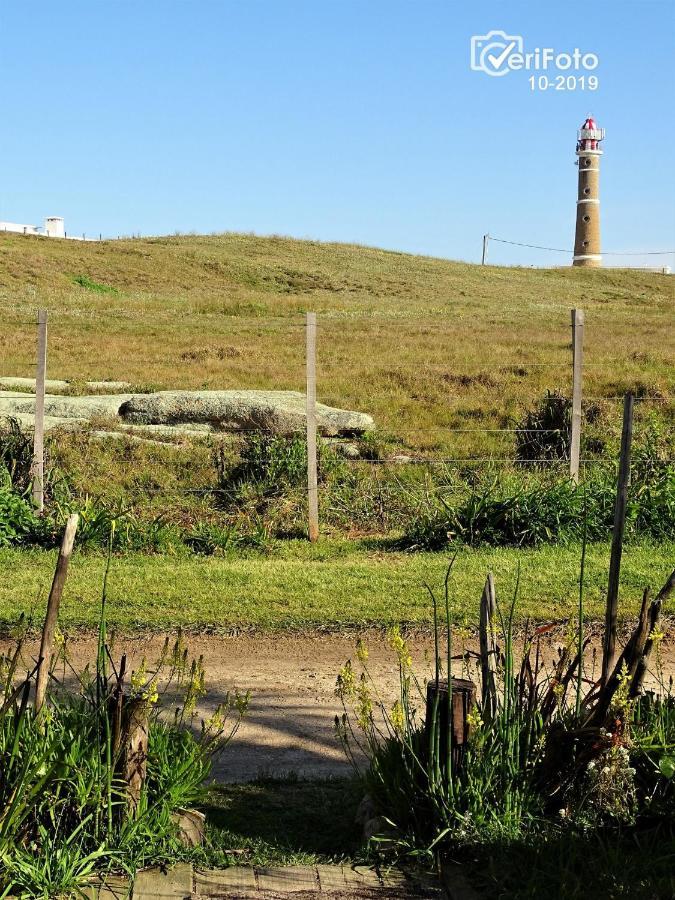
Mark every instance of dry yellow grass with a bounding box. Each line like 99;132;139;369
1;231;673;454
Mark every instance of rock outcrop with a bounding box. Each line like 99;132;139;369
119;391;374;436
0;388;374;438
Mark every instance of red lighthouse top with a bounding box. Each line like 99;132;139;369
577;116;605;152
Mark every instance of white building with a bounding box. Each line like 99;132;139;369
0;216;94;240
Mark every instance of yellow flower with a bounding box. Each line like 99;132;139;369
650;625;665;645
235;691;250;716
390;699;405;733
130;659;148;695
387;626;412;671
130;659;159;704
336;661;356;700
466;708;484;730
356;639;369;665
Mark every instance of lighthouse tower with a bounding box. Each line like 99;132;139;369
573;116;605;267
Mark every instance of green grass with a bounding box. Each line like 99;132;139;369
1;540;672;630
198;777;362;867
1;231;673;457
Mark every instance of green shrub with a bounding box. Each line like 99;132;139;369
0;602;248;895
335;570;675;889
515;391;604;463
0;417;34;492
224;433;345;491
183;520;270;554
400;463;675;550
0;470;39;547
515;390;572;462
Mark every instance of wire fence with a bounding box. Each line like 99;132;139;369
1;308;673;535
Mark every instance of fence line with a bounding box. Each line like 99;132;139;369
2;308;674;540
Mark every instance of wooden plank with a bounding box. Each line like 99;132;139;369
601;392;634;686
256;865;318;892
194;866;257;895
315;865;348;891
306;311;319;542
32;309;48;512
132;863;193;899
570;308;584;482
34;513;79;712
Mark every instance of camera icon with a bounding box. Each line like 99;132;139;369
470;30;523;77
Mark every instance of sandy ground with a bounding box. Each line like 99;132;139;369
3;629;674;783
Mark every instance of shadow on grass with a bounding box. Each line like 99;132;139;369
199;776;365;867
461;820;675;900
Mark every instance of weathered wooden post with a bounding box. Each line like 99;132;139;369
481;233;489;265
32;309;48;512
479;573;498;722
121;696;150;816
570;308;584;482
425;678;476;773
306;311;319;542
601;392;634;687
35;513;79;712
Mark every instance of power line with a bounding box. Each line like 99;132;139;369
489;236;675;256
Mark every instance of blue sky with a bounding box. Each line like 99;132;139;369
0;0;673;267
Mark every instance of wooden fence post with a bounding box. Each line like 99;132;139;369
570;308;584;482
34;513;79;712
479;573;498;722
601;392;634;687
121;696;149;816
306;312;319;542
481;234;489;265
32;309;48;512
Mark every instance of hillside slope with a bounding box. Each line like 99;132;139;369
1;231;672;452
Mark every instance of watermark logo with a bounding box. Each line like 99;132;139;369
470;31;523;77
470;31;600;90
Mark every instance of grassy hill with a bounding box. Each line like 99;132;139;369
1;231;673;455
0;232;673;629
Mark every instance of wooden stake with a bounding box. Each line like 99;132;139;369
34;513;79;712
601;393;634;686
122;696;149;816
570;308;584;482
479;573;498;722
32;309;48;512
306;312;319;542
481;234;489;265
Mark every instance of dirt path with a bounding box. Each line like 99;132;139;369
5;629;674;783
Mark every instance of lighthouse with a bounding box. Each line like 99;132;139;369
573;116;605;267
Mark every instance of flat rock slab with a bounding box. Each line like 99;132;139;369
0;389;374;437
120;391;374;436
0;392;132;419
0;376;70;392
